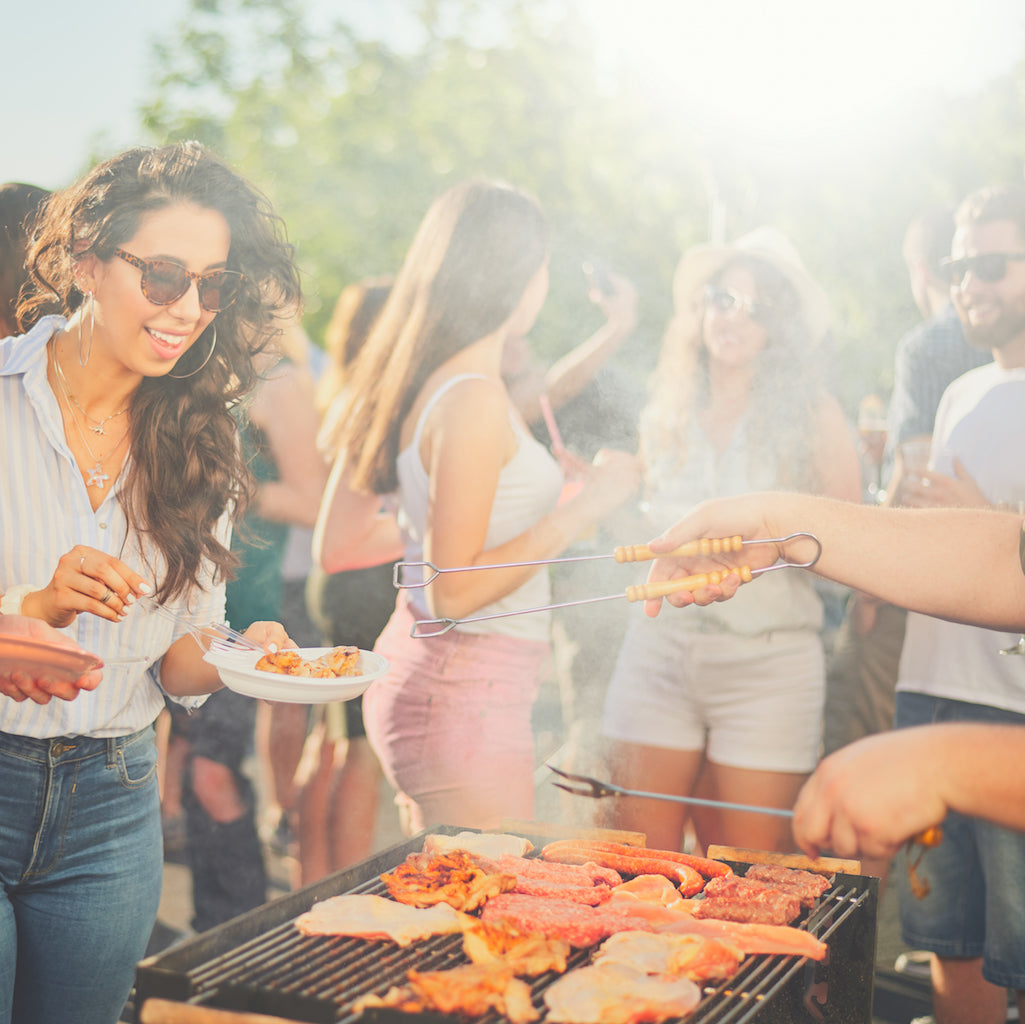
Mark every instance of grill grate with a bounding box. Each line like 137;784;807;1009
134;833;877;1024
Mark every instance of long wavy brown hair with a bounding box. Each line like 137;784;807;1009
333;180;549;495
20;142;302;602
642;254;821;492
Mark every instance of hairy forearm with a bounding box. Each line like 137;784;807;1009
761;495;1025;630
649;492;1025;631
935;724;1025;830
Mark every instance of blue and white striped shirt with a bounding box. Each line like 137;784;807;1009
1;317;229;738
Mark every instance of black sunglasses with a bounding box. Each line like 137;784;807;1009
114;248;245;312
704;284;773;324
939;252;1025;287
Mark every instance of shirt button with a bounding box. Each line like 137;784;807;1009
98;522;108;529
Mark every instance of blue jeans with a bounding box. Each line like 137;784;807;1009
895;692;1025;989
0;725;163;1024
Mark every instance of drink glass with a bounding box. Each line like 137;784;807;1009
858;407;888;500
898;440;932;480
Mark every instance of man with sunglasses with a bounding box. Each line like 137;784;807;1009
881;183;1025;1024
822;208;990;877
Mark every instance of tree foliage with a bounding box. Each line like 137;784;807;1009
141;0;1025;410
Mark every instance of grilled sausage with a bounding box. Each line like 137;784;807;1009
540;840;707;897
544;840;733;881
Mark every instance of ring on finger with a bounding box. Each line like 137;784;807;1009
100;587;114;605
80;556;86;571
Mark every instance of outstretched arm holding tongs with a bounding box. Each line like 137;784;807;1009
640;490;1025;862
642;490;1025;633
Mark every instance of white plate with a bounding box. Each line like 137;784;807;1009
203;646;389;703
0;634;102;683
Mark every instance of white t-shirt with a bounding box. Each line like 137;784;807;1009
897;362;1025;712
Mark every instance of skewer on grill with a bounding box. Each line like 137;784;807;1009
396;532;822;637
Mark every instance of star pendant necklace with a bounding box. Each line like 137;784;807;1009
51;341;130;435
50;340;130;489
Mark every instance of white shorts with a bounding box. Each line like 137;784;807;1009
600;617;824;773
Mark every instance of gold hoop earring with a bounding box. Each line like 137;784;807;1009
168;327;217;379
78;292;94;367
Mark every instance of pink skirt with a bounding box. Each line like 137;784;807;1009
364;598;548;834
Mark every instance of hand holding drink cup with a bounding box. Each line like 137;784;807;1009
899;441;990;510
894;439;933;506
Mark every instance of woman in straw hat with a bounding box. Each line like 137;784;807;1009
599;227;861;853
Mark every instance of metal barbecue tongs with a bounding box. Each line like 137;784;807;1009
546;764;794;819
546;763;942;897
394;532;822;638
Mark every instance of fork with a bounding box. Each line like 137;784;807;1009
147;601;264;654
545;764;794;818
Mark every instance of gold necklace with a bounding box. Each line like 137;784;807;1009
52;342;130;435
49;341;130;488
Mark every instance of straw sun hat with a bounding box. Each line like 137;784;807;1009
672;225;832;345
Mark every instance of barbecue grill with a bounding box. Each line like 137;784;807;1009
133;826;878;1024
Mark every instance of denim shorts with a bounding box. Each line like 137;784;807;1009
0;725;163;1024
895;692;1025;988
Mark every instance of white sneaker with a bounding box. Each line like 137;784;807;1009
895;950;933;981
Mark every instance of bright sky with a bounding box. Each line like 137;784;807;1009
5;0;1025;189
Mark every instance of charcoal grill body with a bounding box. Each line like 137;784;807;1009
134;827;878;1024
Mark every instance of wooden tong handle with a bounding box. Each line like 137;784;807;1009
614;535;743;563
625;566;753;602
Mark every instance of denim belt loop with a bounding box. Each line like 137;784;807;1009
105;723;154;767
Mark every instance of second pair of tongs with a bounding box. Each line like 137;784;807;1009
397;532;821;638
547;764;794;818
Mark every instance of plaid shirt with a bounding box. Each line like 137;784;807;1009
885;302;990;457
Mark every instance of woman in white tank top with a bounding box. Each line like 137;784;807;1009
313;181;640;834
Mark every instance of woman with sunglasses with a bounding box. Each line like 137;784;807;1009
0;141;300;1024
599;227;861;855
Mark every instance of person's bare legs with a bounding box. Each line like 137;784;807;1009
932;956;1008;1024
692;761;808;853
256;701;308;837
604;740;704;850
328;736;383;869
294;722;335;886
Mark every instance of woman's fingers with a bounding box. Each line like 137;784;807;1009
60;545;154;623
244;621;295;652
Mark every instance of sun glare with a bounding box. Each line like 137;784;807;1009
585;0;1025;163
